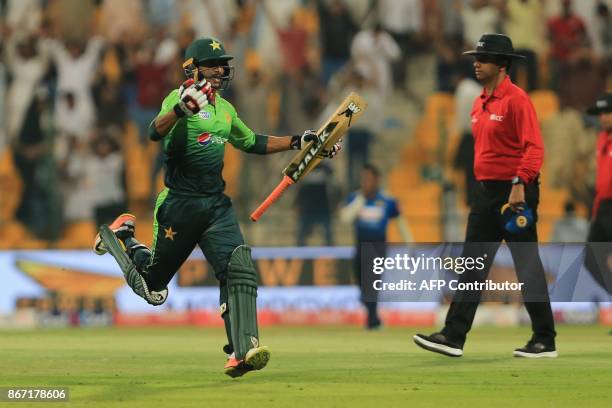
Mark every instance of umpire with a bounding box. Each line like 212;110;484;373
414;34;557;358
584;94;612;294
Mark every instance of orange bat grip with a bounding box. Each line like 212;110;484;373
250;175;295;222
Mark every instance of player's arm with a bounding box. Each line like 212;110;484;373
339;193;365;223
250;131;324;154
149;79;212;141
150;110;180;140
243;130;341;157
229;105;342;156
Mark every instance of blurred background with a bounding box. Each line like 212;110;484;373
0;0;610;328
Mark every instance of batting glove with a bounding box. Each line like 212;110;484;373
174;79;210;118
320;139;342;159
290;129;320;150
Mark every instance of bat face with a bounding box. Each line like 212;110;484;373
286;121;338;181
283;92;368;183
250;92;367;222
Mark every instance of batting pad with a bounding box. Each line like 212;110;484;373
227;245;259;359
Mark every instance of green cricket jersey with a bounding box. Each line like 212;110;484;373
157;90;256;195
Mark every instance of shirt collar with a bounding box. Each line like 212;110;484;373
479;75;512;101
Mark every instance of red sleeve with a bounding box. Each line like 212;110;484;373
511;95;544;183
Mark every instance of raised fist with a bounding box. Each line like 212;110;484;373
174;79;210;118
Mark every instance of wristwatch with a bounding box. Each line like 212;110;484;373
512;176;524;185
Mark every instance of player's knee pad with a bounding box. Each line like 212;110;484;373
227;245;259;359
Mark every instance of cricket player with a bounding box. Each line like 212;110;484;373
413;34;557;358
340;164;409;329
93;37;340;377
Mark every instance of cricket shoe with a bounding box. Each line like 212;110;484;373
413;332;463;357
93;213;136;255
513;341;558;358
224;346;271;378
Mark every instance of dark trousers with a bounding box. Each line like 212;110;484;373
134;189;244;291
354;241;386;326
296;213;333;246
584;199;612;294
441;180;556;347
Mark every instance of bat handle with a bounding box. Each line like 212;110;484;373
250;175;295;222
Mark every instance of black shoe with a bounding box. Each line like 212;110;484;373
513;341;558;358
366;319;382;330
413;332;463;357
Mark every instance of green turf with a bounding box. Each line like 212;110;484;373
0;325;610;407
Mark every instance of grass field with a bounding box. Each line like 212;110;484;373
0;325;610;407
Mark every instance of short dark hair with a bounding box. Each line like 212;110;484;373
362;163;380;178
495;56;512;71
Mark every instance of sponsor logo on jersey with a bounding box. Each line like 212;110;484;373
198;132;212;146
489;114;504;122
199;111;211;120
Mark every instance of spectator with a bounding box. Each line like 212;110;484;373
59;135;94;223
351;23;401;97
48;0;97;40
547;0;600;110
435;0;465;43
130;39;170;142
98;0;147;43
434;2;466;94
94;79;127;131
551;201;589;242
502;0;545;91
48;36;104;138
146;0;180;30
264;5;319;133
461;0;501;47
5;33;49;141
541;106;597;211
12;91;60;240
295;162;334;246
4;0;43;35
270;10;310;76
88;134;127;228
328;60;384;191
378;0;425;94
181;0;239;43
316;0;359;84
55;91;94;141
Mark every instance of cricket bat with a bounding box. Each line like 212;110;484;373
250;92;368;222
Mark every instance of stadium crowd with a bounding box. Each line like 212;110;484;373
0;0;610;246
